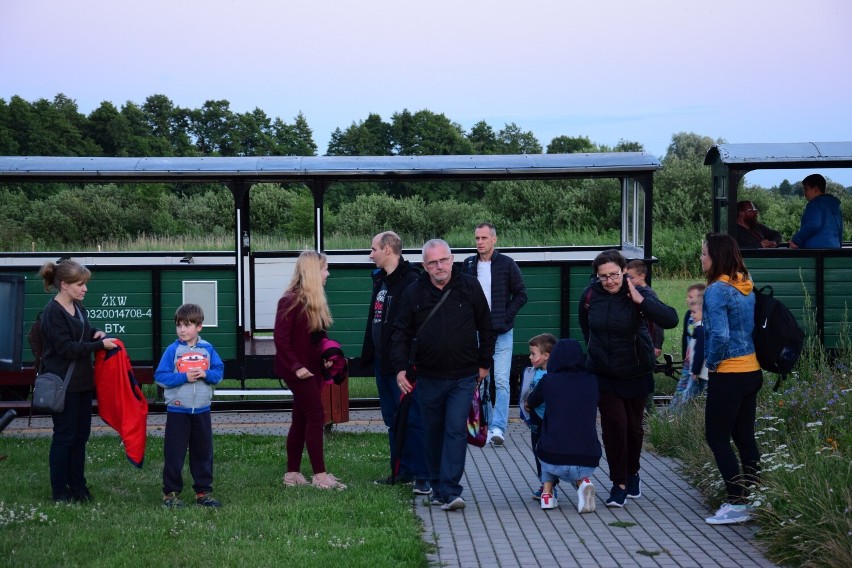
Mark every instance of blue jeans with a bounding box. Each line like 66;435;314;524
418;373;477;502
540;461;596;485
376;363;428;480
49;390;93;500
670;369;708;409
487;329;513;433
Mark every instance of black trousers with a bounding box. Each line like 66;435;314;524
162;411;214;495
49;390;93;500
598;392;646;486
705;370;763;502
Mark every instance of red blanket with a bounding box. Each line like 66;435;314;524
94;339;147;467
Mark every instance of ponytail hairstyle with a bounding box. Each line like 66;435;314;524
283;250;333;332
38;259;91;293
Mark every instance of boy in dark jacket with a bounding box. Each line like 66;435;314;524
525;338;602;513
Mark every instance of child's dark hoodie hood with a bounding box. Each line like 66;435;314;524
546;338;586;373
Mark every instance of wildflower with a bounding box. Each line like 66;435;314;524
805;421;823;428
778;400;784;407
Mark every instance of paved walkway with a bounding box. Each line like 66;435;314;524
6;410;775;567
416;419;775;567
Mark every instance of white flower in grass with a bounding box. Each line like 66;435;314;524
805;421;823;428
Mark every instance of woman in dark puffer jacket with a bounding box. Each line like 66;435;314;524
579;250;678;507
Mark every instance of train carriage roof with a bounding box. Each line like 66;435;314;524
705;142;852;170
0;153;660;183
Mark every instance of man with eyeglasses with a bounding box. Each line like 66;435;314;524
392;239;496;511
462;222;527;447
734;201;783;249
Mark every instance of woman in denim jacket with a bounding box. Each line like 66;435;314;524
700;234;762;526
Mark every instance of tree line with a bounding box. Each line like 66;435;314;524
0;94;849;275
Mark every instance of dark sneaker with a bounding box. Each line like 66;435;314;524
196;492;222;508
441;496;466;511
605;486;628;508
626;473;642;499
429;496;445;506
163;492;185;508
71;487;93;503
412;480;432;495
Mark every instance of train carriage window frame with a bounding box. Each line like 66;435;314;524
622;177;645;250
182;281;219;328
0;274;25;370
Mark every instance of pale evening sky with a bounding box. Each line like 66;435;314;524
1;0;851;186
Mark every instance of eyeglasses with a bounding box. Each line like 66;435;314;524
425;257;452;269
597;272;622;282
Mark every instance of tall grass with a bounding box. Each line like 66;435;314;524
0;432;429;568
646;315;852;567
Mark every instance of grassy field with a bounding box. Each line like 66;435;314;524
0;431;430;568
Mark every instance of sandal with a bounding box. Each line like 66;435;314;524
312;472;347;490
283;471;308;486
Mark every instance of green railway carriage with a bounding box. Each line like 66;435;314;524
0;153;659;403
705;142;852;348
0;256;239;396
1;145;850;407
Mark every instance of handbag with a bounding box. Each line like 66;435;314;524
32;362;76;413
466;384;489;447
32;307;85;414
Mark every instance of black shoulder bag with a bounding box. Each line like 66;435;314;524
405;288;452;383
32;308;86;414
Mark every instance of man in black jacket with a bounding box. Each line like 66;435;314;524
462;222;527;446
734;201;783;249
361;231;428;493
393;239;496;511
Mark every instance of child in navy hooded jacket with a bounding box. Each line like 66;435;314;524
155;304;225;508
526;338;601;513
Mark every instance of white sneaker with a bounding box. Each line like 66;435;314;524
577;478;596;514
540;492;557;510
705;503;752;525
490;428;504;447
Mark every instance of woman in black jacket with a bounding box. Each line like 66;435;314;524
579;250;678;507
38;259;117;503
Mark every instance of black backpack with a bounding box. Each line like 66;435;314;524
752;285;805;391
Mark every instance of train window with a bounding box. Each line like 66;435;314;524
182;281;219;327
0;274;25;370
622;178;645;250
714;175;729;233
